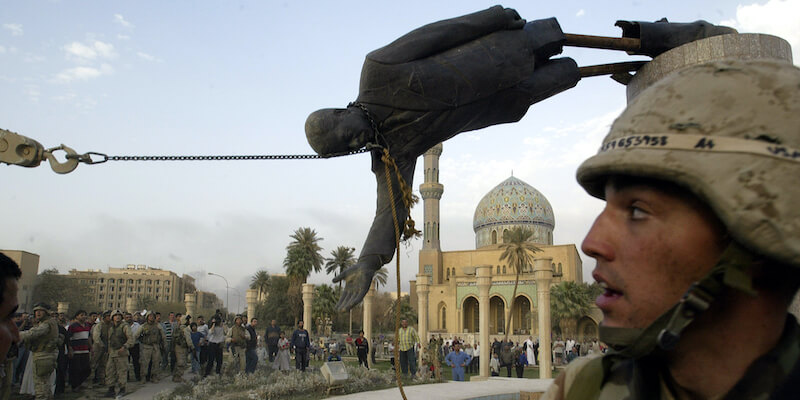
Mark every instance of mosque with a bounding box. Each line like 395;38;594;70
409;143;600;343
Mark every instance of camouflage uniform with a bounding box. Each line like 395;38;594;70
105;312;133;396
90;315;110;385
542;59;800;399
172;318;194;382
544;322;800;399
138;314;166;383
20;306;59;400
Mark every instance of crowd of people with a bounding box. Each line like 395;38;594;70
0;286;352;400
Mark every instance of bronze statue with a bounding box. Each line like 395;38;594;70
306;6;579;311
305;5;737;311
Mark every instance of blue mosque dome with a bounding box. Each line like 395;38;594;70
473;176;555;248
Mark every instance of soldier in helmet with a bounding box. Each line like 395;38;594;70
171;315;194;382
543;59;800;399
89;310;111;387
138;310;166;383
19;303;58;400
103;310;132;397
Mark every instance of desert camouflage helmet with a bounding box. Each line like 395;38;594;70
577;59;800;268
111;309;123;318
32;303;51;312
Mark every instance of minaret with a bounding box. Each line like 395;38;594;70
419;143;444;284
420;143;443;250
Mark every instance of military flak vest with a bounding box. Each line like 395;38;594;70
109;323;127;351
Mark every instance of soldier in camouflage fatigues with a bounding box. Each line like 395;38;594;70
172;315;194;382
138;311;166;383
542;59;800;399
90;310;111;386
19;303;58;400
103;310;133;398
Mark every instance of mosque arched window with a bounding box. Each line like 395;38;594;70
446;269;450;280
496;266;500;274
502;229;508;243
503;265;507;274
558;263;563;275
491;230;497;244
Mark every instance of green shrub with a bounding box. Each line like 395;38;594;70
155;365;396;400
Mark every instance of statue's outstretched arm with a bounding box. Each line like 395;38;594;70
333;152;416;311
367;5;524;64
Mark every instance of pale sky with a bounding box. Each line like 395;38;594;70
1;0;798;313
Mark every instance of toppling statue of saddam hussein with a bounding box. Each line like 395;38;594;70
304;5;736;311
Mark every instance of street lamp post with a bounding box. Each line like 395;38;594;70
230;290;243;315
208;272;229;314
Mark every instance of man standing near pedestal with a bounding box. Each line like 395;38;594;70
444;342;472;382
397;319;419;377
290;321;310;372
265;319;280;363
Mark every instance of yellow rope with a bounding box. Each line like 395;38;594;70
382;149;409;400
381;148;421;241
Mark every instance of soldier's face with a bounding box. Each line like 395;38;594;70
582;177;726;329
0;279;20;366
113;315;122;323
34;310;46;320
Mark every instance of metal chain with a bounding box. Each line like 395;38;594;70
67;148;370;164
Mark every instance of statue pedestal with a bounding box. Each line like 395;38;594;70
302;284;314;333
534;258;553;378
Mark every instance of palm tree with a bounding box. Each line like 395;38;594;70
249;270;270;301
283;227;324;283
551;282;601;337
283;227;324;325
324;245;357;333
312;284;339;336
498;226;542;341
373;266;388;290
324;246;356;289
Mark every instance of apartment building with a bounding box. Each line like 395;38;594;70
68;264;194;310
